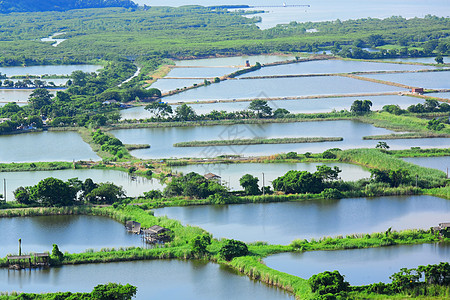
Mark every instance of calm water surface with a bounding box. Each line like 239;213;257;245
154;195;450;244
363;71;450;89
111;120;450;159
427;92;450;99
0;89;57;104
175;55;295;67
149;78;204;93
0;260;292;299
264;244;450;285
162;76;405;103
0;215;143;257
134;1;449;27
0;131;99;163
120;94;423;120
379;56;449;64
166;67;240;78
0;169;164;201
172;162;370;190
402;156;450;174
239;60;435;77
0;65;101;77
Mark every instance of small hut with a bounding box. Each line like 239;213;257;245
204;173;221;181
432;222;450;237
412;87;424;94
7;253;49;269
125;221;141;234
143;225;171;244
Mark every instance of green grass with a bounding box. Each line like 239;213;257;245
173;137;343;147
0;161;73;172
337;148;447;188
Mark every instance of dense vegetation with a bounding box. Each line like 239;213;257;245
0;283;137;300
0;7;447;64
0;0;137;13
13;177;125;206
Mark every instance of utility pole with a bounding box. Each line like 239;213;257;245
416;174;418;187
3;178;5;202
262;172;265;196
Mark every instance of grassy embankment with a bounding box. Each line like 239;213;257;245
174;137;343;147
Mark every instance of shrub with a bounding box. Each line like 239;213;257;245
219;239;248;261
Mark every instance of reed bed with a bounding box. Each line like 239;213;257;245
174;137;343;147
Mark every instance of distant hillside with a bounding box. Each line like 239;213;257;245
0;0;138;13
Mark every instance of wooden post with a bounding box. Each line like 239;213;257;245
18;239;21;256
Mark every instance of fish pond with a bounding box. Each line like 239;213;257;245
0;131;99;163
154;195;450;244
264;243;450;286
161;76;405;103
120;94;423;120
0;215;143;257
171;162;370;190
0;169;164;201
402;156;450;174
0;260;292;300
111;120;450;159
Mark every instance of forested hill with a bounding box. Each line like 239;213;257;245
0;0;137;13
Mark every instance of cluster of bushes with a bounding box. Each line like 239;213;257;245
228;62;261;78
309;262;450;299
8;282;137;300
164;172;235;204
13;177;125;206
92;130;128;158
383;99;450;115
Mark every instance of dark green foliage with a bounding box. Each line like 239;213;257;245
435;54;444;64
239;174;261;195
85;183;125;204
308;270;350;296
248;100;273;117
91;282;137;300
427;118;445;131
350;100;372;115
145;102;173;118
285;151;298;159
407;100;450;113
376;141;390;150
190;234;212;255
92;130;128;158
30;177;76;207
390;268;422;291
164;172;228;199
383;104;405;115
370;168;410;187
143;190;162;199
272;170;324;194
418;262;450;285
0;0;137;13
51;244;64;266
219;239;249;261
322;150;337;159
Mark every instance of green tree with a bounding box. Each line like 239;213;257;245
248;100;272;117
175;104;196;121
376;141;390;150
86;183;125;204
315;165;342;182
51;244;64;265
91;283;137;300
350;100;372;115
219;239;248;261
190;234;211;255
427;118;445;131
145;102;173;118
308;270;350;296
435;54;444;64
239;174;261;195
31;177;76;207
272;170;324;194
28;88;53;111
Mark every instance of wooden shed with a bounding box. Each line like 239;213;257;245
7;253;49;269
143;225;171;244
412;87;424;94
204;173;221;180
125;221;141;234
